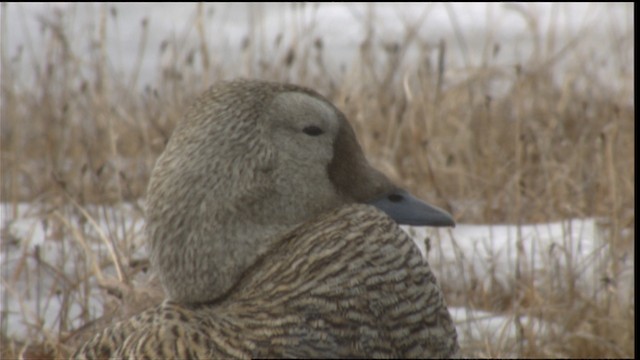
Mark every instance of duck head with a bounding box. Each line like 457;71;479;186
146;80;454;304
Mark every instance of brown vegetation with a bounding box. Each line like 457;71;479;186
1;3;633;358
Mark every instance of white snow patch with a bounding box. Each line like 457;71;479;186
2;202;634;351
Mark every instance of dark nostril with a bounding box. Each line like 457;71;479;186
388;193;403;202
302;125;324;136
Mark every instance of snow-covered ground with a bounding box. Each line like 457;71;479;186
1;2;633;355
1;202;633;353
1;203;147;339
407;218;634;302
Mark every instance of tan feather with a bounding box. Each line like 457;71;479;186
73;80;458;358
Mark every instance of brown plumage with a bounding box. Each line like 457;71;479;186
73;80;458;358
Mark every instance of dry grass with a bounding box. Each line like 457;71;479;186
0;3;634;358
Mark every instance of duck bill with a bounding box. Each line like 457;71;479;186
368;189;455;227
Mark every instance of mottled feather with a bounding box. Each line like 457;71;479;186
73;79;459;358
74;205;457;358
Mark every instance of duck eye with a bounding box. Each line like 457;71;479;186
302;125;324;136
388;193;404;202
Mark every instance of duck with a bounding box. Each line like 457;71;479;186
73;79;459;358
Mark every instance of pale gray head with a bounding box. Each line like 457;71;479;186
146;80;454;304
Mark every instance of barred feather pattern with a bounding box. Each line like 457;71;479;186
73;204;458;359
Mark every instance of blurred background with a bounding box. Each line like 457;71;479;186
1;3;634;358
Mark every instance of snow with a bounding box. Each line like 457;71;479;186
404;218;633;300
1;203;146;339
0;2;632;353
2;3;633;97
1;202;633;351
